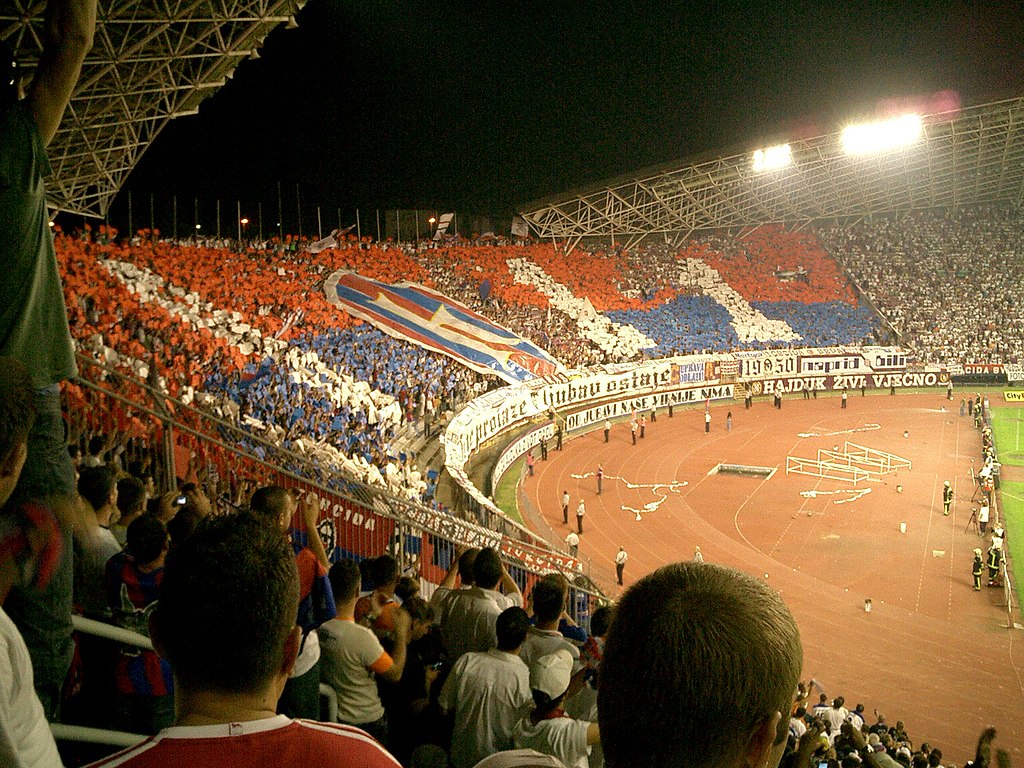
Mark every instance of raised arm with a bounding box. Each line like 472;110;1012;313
28;0;97;146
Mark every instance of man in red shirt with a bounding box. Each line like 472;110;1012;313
87;513;398;768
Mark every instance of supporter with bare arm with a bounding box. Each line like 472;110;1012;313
2;0;98;719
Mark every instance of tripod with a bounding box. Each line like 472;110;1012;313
964;507;979;535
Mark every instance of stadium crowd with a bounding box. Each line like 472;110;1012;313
50;223;888;510
819;206;1024;365
3;3;1016;766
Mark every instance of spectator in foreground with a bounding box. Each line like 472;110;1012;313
597;562;803;768
439;606;533;768
440;547;523;660
104;515;173;734
111;475;146;547
514;649;600;768
1;0;97;718
87;513;400;767
73;465;122;619
249;486;335;720
0;357;62;766
320;558;410;748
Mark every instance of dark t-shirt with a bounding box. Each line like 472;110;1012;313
0;101;77;389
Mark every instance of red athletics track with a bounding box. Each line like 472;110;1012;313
521;392;1024;764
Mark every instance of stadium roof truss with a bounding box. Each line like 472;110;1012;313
1;0;304;218
519;97;1024;249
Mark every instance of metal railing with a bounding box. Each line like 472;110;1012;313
68;353;609;617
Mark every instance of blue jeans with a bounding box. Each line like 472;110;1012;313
2;386;77;718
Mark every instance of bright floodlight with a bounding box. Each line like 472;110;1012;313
841;114;922;155
752;143;792;172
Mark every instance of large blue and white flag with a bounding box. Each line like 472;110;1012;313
324;271;563;383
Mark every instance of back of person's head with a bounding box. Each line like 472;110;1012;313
153;513;298;694
0;358;34;504
927;749;942;767
473;547;503;590
531;578;564;624
833;696;844;709
912;754;929;768
166;505;203;546
371;554;400;589
495;606;530;652
126;460;148;480
87;434;105;458
590;604;615;638
402;595;433;624
793;706;806;719
116;476;146;518
457;547;479;585
599;562;803;768
78;465;116;511
126;515;168;565
249;485;292;526
395;575;420;603
329;558;362;603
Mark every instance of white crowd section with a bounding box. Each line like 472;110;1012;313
677;258;801;344
506;257;657;358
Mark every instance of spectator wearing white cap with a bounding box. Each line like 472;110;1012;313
514;650;599;768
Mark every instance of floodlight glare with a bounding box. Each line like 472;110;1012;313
841;114;922;155
752;143;792;172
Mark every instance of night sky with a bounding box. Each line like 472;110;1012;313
111;0;1024;233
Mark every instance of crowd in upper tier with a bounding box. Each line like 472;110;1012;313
819;205;1024;365
52;208;1024;504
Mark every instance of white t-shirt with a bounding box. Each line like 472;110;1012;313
442;587;522;661
0;607;61;768
439;649;532;768
318;618;390;725
519;628;580;672
513;716;592;768
291;627;320;678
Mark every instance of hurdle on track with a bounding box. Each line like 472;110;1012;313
785;456;870;484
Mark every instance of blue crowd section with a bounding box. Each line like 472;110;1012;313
606;296;742;356
752;301;881;348
202;325;470;461
606;296;880;356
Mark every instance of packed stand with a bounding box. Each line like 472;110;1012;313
819;206;1024;364
56;229;488;504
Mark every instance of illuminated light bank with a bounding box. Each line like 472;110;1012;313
841;114;922;155
752;143;792;172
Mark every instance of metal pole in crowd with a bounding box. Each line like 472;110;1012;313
277;181;283;241
258;202;263;241
296;183;302;240
317;206;322;240
337;208;341;231
415;209;420;249
236;200;242;243
356;209;361;241
127;190;133;238
396;209;401;243
194;197;199;235
376;209;381;242
216;200;221;239
172;194;178;241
